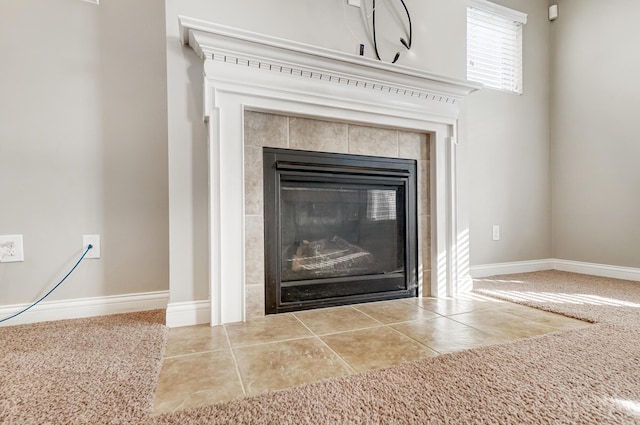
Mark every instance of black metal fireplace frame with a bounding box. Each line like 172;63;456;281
263;147;418;314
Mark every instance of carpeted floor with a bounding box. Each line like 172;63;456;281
3;271;640;424
0;310;167;425
473;270;640;325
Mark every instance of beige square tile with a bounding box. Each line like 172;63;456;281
289;117;348;153
233;337;351;395
449;309;562;340
245;283;265;320
244;111;288;148
294;306;381;335
348;125;398;157
164;324;229;358
244;146;263;216
353;299;440;324
392;316;508;354
224;314;313;347
418;214;431;295
418;160;429;215
321;326;437;372
244;215;264;285
398;131;429;160
406;297;508;316
152;350;244;414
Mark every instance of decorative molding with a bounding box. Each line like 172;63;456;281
0;291;169;327
471;259;640;282
166;300;211;328
470;259;555;278
177;15;479;324
553;259;640;282
178;16;480;109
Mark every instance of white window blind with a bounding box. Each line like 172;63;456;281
467;0;527;94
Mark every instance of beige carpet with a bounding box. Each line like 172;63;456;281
3;272;640;424
0;310;167;424
473;270;640;326
149;271;640;425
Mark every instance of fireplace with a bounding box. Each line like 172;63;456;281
263;148;418;313
174;17;479;326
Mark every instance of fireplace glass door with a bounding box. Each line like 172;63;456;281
264;148;417;313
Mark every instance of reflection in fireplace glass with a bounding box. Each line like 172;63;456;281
280;184;405;282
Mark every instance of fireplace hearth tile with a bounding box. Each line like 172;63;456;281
320;326;438;373
233;337;352;396
353;300;440;324
153;350;244;414
225;314;312;347
406;297;506;316
163;324;229;358
293;306;381;335
391;316;508;354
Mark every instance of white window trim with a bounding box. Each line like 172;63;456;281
468;0;527;25
467;0;528;94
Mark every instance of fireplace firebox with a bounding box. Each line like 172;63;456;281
264;148;418;314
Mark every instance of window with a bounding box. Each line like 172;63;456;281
467;0;527;94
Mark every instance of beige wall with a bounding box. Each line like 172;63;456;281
9;0;627;314
467;0;553;265
164;0;469;303
551;0;640;267
0;0;169;305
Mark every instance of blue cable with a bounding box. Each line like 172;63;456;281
0;244;93;324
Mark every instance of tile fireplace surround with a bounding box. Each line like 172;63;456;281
176;16;479;326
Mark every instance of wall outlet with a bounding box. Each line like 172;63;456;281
492;225;500;241
83;235;101;259
0;235;24;263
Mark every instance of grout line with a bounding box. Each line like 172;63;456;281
222;325;247;397
291;313;357;375
313;323;385;337
386;324;444;355
228;334;317;349
163;349;219;360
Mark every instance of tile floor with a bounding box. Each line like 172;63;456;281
152;294;590;415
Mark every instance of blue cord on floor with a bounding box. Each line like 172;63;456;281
0;244;93;324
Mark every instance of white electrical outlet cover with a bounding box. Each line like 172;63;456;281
0;235;24;263
348;0;361;7
83;235;101;259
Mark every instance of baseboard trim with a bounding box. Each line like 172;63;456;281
553;259;640;282
470;259;555;278
0;291;169;327
166;300;211;328
470;258;640;282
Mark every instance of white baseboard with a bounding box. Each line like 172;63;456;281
470;258;640;282
166;300;211;327
553;259;640;282
470;259;555;278
0;291;169;327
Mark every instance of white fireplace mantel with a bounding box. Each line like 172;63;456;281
177;15;479;326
